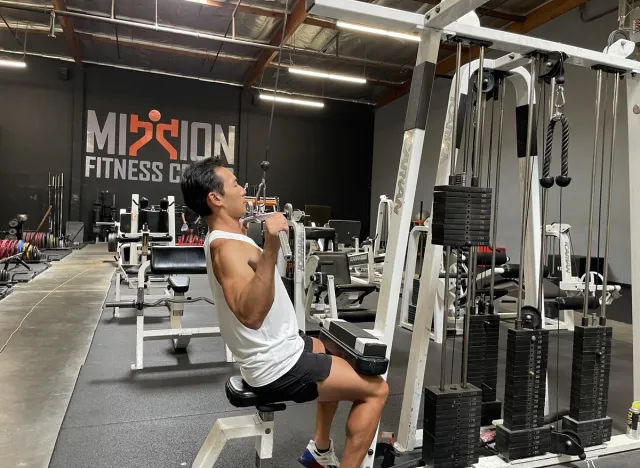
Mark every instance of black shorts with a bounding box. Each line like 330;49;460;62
253;332;333;404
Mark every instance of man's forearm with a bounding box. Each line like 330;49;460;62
237;245;278;328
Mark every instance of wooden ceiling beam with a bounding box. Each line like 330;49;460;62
243;0;308;88
51;0;83;67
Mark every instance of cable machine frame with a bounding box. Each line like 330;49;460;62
305;1;640;466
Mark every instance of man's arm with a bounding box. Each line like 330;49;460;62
212;240;278;330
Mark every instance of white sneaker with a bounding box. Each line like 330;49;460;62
298;439;340;467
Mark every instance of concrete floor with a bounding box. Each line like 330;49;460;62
0;244;114;468
3;243;640;468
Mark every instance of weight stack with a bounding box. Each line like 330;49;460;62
431;186;492;248
423;384;482;468
482;313;502;425
562;325;613;447
496;328;551;460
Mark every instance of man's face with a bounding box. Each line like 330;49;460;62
213;167;246;218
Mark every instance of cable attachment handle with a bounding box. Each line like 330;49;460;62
542;109;571;188
255;161;270;213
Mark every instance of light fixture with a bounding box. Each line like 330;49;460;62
259;93;324;108
0;59;26;68
337;21;420;42
289;66;366;84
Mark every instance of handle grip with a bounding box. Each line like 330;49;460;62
279;231;292;260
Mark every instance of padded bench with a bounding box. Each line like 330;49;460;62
192;319;389;468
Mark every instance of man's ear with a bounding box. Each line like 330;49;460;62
208;191;223;207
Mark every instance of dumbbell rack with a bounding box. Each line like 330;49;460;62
562;324;613;446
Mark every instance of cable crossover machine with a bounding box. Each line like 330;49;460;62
305;1;640;467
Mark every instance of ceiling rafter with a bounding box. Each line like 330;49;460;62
51;0;83;67
243;0;308;88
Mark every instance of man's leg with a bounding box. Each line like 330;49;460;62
309;337;339;451
317;356;389;468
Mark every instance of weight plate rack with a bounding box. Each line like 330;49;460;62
562;325;613;447
496;328;551;460
431;186;492;248
422;384;482;468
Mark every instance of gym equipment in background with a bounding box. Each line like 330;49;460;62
106;246;230;371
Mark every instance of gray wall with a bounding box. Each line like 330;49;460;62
371;1;633;284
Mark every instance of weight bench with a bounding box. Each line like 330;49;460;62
109;246;232;370
192;320;388;468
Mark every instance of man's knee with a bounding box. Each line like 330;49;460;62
375;378;389;401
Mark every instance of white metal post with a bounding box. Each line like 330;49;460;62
627;75;640;399
168;195;176;246
131;194;139;265
367;27;443;467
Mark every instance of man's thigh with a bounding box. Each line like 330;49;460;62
317;355;387;403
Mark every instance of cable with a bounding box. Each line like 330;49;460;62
0;262;102;354
264;0;291;164
208;0;243;72
0;12;22;47
596;74;609;280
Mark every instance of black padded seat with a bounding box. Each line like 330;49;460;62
304;226;336;241
126;264;142;276
225;376;287;412
168;275;190;294
150;246;207;275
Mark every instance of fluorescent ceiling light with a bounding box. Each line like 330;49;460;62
259;93;324;108
337;21;420;42
0;58;26;68
289;66;367;84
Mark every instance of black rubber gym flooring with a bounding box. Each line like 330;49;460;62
49;273;640;468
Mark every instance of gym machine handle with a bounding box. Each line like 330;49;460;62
241;212;292;261
542;113;571;188
117;234;173;244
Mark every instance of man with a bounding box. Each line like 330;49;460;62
181;158;388;468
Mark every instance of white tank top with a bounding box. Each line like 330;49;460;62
204;230;304;387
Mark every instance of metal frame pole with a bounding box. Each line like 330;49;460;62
366;26;443;468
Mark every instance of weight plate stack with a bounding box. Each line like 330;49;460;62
467;315;487;391
496;328;550;460
422;384;482;468
431;186;493;247
561;325;613;447
482;314;502;425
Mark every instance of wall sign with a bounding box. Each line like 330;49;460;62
84;109;236;184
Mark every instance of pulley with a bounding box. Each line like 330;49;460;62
521;305;542;330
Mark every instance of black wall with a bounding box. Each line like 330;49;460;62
0;57;374;239
0;59;75;229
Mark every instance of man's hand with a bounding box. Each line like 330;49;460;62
263;213;288;253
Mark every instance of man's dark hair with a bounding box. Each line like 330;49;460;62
180;158;225;217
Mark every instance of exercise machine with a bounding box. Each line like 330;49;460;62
106;246;231;371
304;2;640;466
111;194;177;318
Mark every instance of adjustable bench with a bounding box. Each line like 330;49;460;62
192;322;389;468
114;246;232;370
